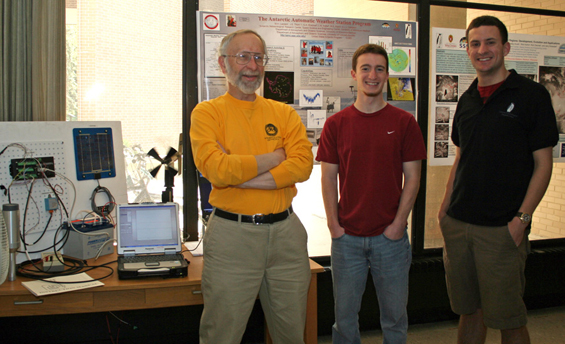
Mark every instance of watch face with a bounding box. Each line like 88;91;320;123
520;213;531;223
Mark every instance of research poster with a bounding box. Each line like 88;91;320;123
430;27;565;166
196;11;417;146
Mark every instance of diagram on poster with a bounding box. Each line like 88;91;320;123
369;36;393;53
300;90;323;107
389;47;415;76
308;110;327;129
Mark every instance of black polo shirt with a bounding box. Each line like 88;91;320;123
447;70;559;226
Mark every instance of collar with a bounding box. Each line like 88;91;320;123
469;69;519;99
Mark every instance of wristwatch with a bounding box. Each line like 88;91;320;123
516;212;532;224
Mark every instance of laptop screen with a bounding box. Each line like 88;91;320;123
116;203;181;255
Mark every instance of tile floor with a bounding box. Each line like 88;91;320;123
318;305;565;343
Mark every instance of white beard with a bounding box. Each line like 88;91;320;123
225;61;263;95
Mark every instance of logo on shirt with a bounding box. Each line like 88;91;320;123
500;102;518;118
265;124;278;136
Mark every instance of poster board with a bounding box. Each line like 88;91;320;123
196;11;418;146
430;28;565;165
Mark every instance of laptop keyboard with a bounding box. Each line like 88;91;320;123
122;254;184;263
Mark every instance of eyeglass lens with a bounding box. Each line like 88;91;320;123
236;53;268;66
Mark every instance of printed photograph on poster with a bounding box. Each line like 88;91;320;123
435;124;449;140
539;66;565;134
435;33;443;48
436;75;459;102
300;90;323;107
308;110;327;129
405;23;413;39
387;78;415;101
369;36;393;53
203;14;220;31
434;142;449;158
264;72;294;104
227;15;236;27
300;40;331;67
324;96;341;114
435;106;451;123
388;47;415;76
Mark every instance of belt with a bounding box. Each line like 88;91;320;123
213;206;293;225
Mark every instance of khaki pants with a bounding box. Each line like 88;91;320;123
199;211;311;344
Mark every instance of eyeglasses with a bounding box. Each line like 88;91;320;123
222;52;269;66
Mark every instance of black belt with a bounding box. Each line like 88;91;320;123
213;206;293;225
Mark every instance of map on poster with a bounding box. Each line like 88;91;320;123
430;27;565;166
196;12;417;146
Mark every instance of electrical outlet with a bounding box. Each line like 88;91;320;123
41;251;64;272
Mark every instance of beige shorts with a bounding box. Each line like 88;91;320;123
440;215;528;329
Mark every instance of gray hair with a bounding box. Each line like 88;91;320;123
218;29;267;56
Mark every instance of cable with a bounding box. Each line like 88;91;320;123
91;184;116;217
31;210;53;245
41;169;107;241
17;255;116;282
109;311;138;330
43;168;74;219
106;314;117;344
41;173;69;218
106;311;138;344
20;178;35;252
187;237;203;253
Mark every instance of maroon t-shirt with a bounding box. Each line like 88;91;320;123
316;104;427;237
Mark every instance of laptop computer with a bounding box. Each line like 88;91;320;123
116;202;189;279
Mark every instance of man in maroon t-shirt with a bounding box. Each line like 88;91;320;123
316;44;426;344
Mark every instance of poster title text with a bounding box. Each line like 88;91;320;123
258;16;371;27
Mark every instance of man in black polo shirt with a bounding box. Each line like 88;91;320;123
438;16;558;344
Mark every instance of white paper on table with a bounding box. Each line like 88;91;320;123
21;272;104;297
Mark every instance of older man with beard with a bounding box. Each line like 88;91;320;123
190;29;314;344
